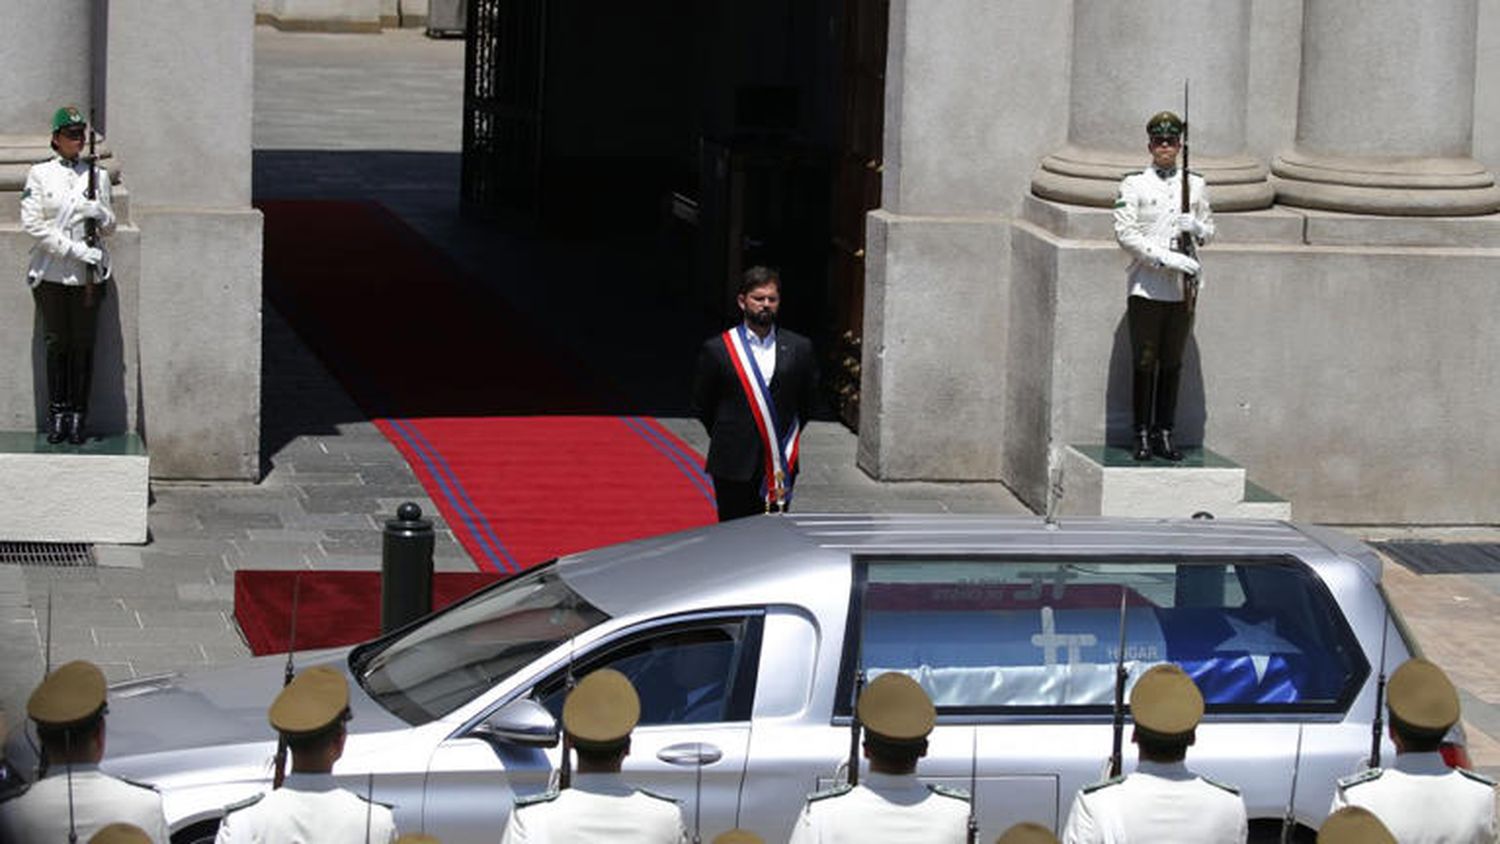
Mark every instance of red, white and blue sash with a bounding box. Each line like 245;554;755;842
722;325;800;510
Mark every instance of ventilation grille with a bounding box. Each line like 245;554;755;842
0;542;95;567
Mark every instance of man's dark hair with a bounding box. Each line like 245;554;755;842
1390;715;1445;753
36;709;104;751
1135;728;1192;763
864;734;927;772
285;716;347;755
574;741;629;767
739;266;781;296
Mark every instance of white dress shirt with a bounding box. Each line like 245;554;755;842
741;323;777;384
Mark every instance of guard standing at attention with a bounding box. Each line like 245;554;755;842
214;665;397;843
787;672;970;843
499;669;687;843
1060;663;1247;844
0;661;169;843
1317;806;1397;844
21;105;116;445
1330;658;1498;843
1113;110;1213;462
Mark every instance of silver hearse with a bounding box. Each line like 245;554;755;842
4;515;1460;842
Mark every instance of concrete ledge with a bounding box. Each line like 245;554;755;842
0;432;148;543
1057;444;1276;519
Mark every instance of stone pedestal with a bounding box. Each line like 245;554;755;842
1055;445;1290;519
0;432;148;543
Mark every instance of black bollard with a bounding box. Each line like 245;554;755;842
381;502;435;634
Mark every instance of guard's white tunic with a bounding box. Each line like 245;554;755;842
1330;752;1499;844
1060;760;1247;844
0;764;169;844
499;773;687;844
786;772;971;844
212;772;397;844
20;155;116;287
1113;166;1213;302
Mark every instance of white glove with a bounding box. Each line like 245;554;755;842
69;242;103;265
75;200;106;221
1160;251;1200;275
1175;213;1205;238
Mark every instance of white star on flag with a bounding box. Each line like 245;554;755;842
1212;616;1302;684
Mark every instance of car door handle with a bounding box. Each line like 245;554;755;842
657;742;723;766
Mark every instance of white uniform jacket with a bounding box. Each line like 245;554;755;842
1330;752;1499;844
786;772;972;844
20;155;116;287
1061;760;1248;844
212;772;397;844
1113;166;1213;302
499;773;688;844
0;764;170;844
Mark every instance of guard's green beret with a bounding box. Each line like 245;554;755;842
1146;111;1183;137
858;672;935;744
1387;658;1460;734
28;660;107;728
89;824;153;844
269;665;350;736
563;669;640;749
1129;663;1203;737
1318;806;1396;844
52;106;86;133
995;822;1060;844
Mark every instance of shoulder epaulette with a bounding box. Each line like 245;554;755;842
1199;775;1240;795
353;791;394;810
1123;170;1144;177
1081;774;1126;794
1458;768;1497;787
513;789;560;808
119;776;160;793
927;783;971;802
221;793;264;816
637;787;680;804
806;783;853;803
1337;768;1384;790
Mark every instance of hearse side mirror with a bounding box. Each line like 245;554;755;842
471;698;560;748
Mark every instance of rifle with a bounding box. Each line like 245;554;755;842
1369;610;1390;769
1108;588;1129;778
83;108;99;310
272;575;302;789
1280;724;1305;844
966;726;979;844
558;629;578;790
1177;80;1199;315
846;669;865;786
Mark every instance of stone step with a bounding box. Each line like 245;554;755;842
1056;444;1291;520
0;431;148;543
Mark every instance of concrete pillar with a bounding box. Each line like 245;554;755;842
1272;0;1500;215
1030;0;1273;211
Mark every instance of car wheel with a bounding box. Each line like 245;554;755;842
171;818;220;844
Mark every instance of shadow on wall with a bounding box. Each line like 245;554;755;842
1104;311;1206;447
29;282;130;435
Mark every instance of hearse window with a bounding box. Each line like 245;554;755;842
843;557;1367;715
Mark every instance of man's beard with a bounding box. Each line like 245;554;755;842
748;309;776;328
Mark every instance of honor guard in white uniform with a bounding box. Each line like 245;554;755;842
0;661;170;843
500;669;688;844
1061;663;1247;844
214;665;397;844
1330;658;1499;843
788;672;970;844
997;821;1061;844
1318;806;1397;844
91;822;154;844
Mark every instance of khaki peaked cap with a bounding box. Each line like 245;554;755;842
269;665;350;736
89;823;152;844
563;668;640;748
1129;663;1204;737
1386;657;1460;733
712;831;765;844
995;822;1060;844
1318;806;1396;844
858;672;935;743
28;660;107;727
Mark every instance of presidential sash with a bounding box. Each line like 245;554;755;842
722;325;800;511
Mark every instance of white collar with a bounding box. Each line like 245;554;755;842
1134;759;1194;780
740;323;776;346
1392;751;1452;776
282;771;340;792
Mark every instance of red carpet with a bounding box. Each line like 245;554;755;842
240;199;716;653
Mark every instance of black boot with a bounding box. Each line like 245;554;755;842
66;411;86;446
1151;427;1184;462
1132;426;1152;461
45;406;68;444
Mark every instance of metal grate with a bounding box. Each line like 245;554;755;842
0;542;95;567
1375;541;1500;575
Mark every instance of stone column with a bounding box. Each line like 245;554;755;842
1272;0;1500;215
1030;0;1272;211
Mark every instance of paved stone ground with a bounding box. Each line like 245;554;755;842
2;26;1498;780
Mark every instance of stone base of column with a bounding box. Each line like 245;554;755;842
1030;144;1275;211
1271;149;1500;216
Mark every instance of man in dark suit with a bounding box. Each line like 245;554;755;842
691;266;819;521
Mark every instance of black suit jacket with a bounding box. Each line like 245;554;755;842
690;326;819;482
